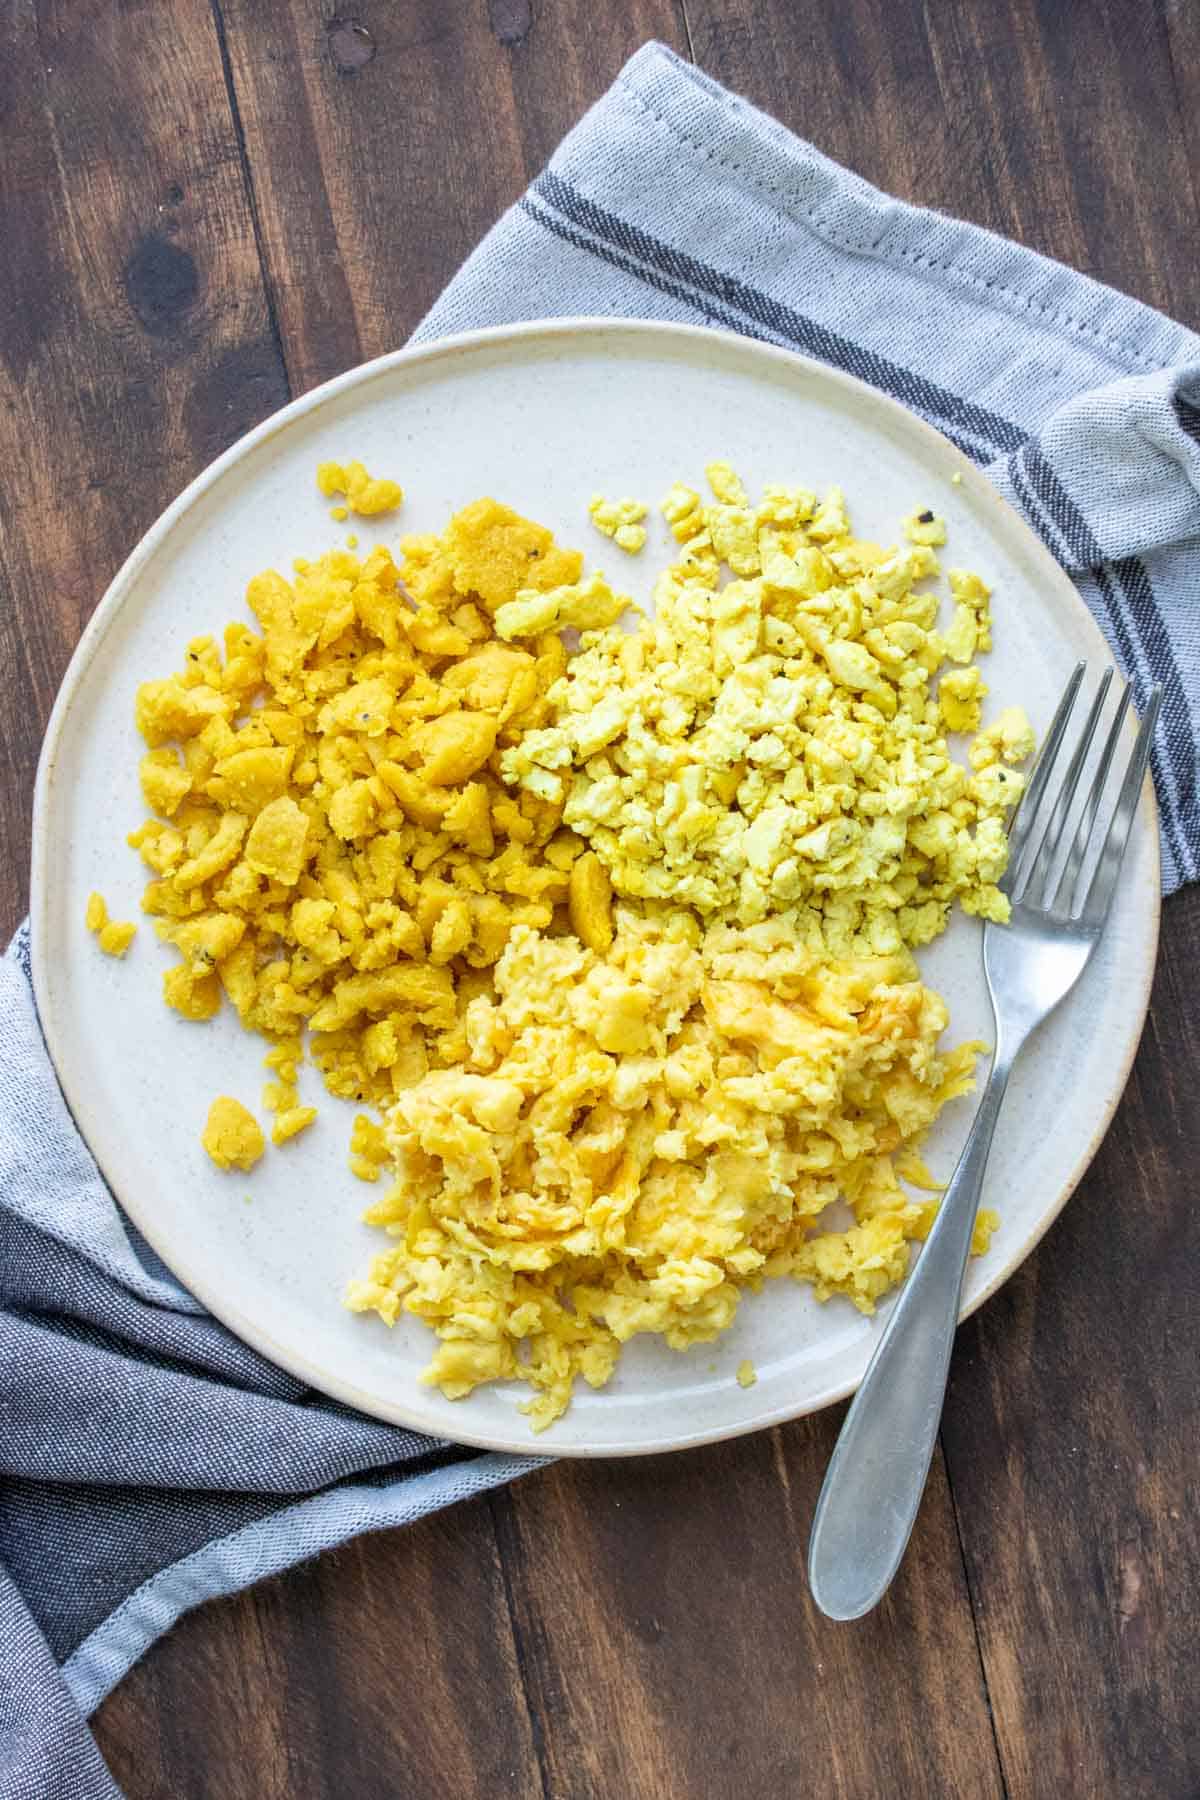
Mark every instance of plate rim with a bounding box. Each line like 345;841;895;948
30;316;1162;1457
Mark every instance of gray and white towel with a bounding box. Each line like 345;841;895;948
4;41;1198;1799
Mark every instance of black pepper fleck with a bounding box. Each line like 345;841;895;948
917;509;934;524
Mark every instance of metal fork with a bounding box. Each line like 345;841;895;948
807;664;1161;1621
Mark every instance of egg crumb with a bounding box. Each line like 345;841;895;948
98;921;137;957
588;494;648;553
202;1096;265;1171
903;508;947;546
317;460;405;516
272;1104;318;1146
86;891;137;956
736;1360;757;1389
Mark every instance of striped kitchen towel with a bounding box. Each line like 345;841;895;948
7;38;1199;1800
419;42;1200;891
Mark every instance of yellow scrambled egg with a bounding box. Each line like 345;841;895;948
347;908;992;1430
118;465;1027;1433
503;463;1035;957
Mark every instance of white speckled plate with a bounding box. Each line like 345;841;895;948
31;320;1159;1457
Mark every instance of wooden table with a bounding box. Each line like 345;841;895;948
4;3;1198;1794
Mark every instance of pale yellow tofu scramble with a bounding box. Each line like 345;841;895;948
114;459;1032;1432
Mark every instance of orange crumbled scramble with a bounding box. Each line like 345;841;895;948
128;499;589;1142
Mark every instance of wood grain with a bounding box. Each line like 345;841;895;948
216;0;689;390
1162;0;1200;241
681;0;1200;326
0;0;1196;1795
95;1495;543;1800
491;1427;1004;1800
0;0;288;943
944;884;1200;1799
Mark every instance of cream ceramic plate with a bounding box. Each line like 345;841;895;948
32;320;1159;1457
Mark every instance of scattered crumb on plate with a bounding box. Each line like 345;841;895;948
588;493;648;553
86;890;137;957
317;459;404;517
202;1096;265;1172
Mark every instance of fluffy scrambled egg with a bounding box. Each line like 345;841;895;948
503;463;1033;956
347;909;992;1430
119;467;1028;1433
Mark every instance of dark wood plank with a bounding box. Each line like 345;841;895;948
0;0;290;942
494;0;690;186
929;0;1200;328
1162;0;1200;232
492;1428;1004;1800
681;0;1200;326
96;1494;544;1800
943;886;1200;1800
216;0;690;388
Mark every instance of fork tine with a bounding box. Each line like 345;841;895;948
1030;669;1116;907
1054;680;1132;911
1017;669;1114;906
1005;661;1085;886
1078;687;1161;926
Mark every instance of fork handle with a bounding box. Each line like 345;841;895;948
807;1048;1015;1620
